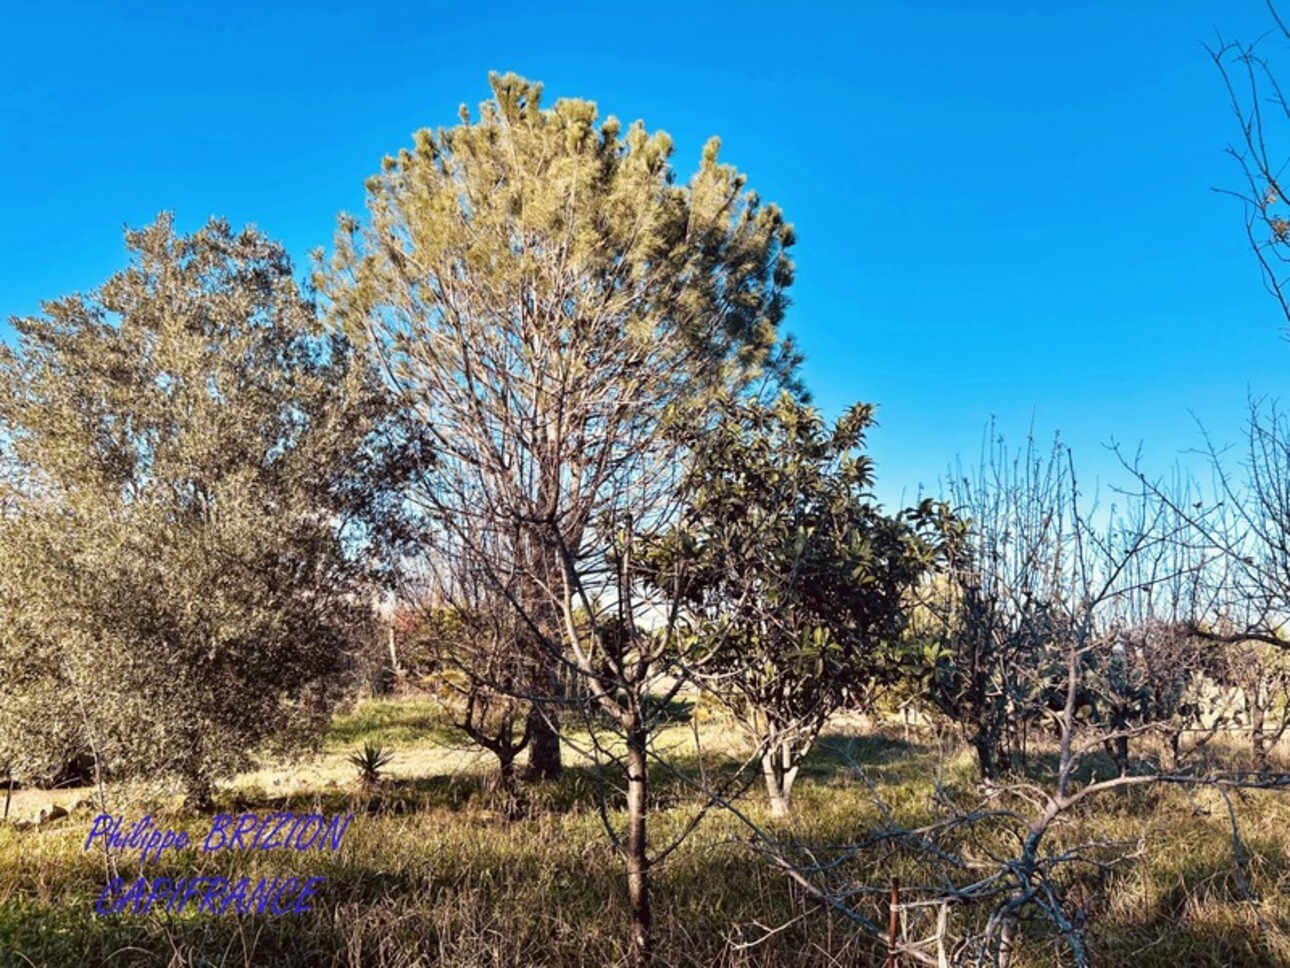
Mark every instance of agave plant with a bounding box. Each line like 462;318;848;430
347;742;394;787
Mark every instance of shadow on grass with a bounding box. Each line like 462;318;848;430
0;839;892;968
808;731;931;775
1091;844;1290;967
218;719;936;823
1011;746;1163;789
0;859;428;968
217;774;502;818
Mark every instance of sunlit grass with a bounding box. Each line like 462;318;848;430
2;697;1290;966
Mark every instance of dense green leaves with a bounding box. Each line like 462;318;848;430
643;391;956;813
0;215;409;801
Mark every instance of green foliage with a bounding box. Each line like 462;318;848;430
652;392;954;709
319;72;808;784
323;71;802;403
0;215;412;802
643;391;957;809
347;742;395;786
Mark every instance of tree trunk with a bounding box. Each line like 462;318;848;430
625;722;652;964
761;740;799;818
1251;682;1268;771
520;544;565;780
183;774;213;813
386;623;401;681
498;752;517;789
1112;733;1129;777
972;733;998;782
525;703;562;779
997;912;1019;968
763;762;789;819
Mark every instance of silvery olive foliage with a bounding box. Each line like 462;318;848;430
0;215;414;805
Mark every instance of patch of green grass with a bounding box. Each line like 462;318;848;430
325;695;457;750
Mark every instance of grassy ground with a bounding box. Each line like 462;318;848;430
2;697;1290;966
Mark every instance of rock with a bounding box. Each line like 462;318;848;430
38;804;69;825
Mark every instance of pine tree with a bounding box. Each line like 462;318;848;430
321;73;801;780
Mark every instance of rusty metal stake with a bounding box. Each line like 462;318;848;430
887;876;900;968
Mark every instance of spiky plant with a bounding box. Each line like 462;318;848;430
347;742;394;787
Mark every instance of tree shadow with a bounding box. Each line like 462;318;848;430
1092;841;1290;966
220;722;936;821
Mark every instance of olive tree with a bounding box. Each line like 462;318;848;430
0;215;410;807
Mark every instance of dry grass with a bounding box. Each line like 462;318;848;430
2;698;1290;966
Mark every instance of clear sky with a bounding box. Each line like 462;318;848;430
2;0;1286;509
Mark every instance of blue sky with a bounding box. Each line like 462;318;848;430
1;0;1286;508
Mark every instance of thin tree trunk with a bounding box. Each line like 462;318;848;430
763;771;788;818
1251;682;1268;771
387;623;401;681
1113;733;1129;777
998;913;1018;968
625;722;652;963
973;733;997;782
498;753;517;789
525;703;562;779
762;743;791;818
183;774;213;813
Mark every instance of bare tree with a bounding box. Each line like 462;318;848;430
523;497;770;964
1219;637;1290;769
402;549;535;793
918;430;1090;782
734;433;1286;967
1211;2;1290;330
1124;400;1290;768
